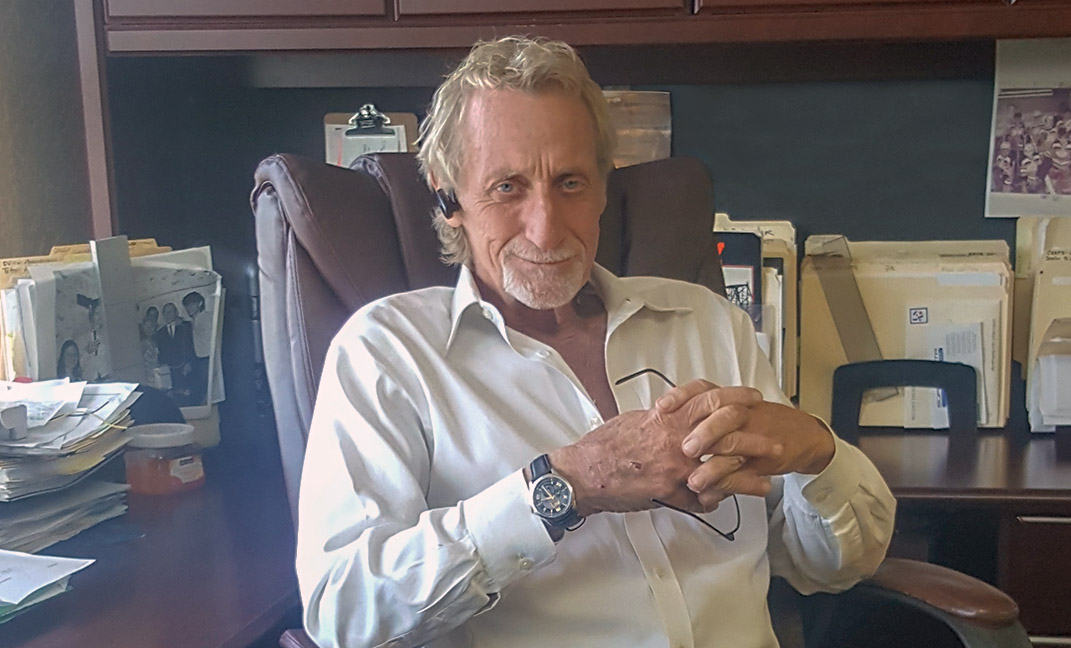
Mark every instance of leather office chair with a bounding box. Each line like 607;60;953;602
252;152;1030;648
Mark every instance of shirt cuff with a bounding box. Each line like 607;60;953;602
461;469;557;592
783;432;862;520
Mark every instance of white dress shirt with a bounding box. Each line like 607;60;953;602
297;264;896;648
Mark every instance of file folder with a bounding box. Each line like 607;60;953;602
799;238;1012;429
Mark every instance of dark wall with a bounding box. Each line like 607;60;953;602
653;78;1014;247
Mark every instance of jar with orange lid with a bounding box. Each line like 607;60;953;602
124;423;205;495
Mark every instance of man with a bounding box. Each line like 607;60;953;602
155;302;193;404
297;36;895;648
182;290;211;405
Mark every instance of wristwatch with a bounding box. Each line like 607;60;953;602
527;454;584;541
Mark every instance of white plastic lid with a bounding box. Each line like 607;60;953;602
129;423;197;449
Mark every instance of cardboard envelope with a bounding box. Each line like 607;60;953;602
1028;255;1071;418
1014;217;1071;369
799;238;1012;429
1034;317;1071;428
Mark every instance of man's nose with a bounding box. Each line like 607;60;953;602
522;188;566;250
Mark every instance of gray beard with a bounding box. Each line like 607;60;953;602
501;258;586;310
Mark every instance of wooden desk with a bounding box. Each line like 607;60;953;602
859;431;1071;505
857;431;1071;641
4;453;299;648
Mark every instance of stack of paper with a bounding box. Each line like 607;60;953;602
1019;218;1071;432
799;238;1013;429
0;549;93;624
0;381;139;501
1029;318;1071;431
0;482;129;554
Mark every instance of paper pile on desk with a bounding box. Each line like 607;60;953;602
799;238;1012;429
1029;318;1071;430
0;380;139;501
0;548;93;623
0;481;129;554
1019;218;1071;431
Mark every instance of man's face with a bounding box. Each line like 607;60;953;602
446;89;606;310
162;304;178;323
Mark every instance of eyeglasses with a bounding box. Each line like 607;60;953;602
614;368;741;542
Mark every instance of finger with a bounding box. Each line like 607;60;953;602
655;378;718;412
681;403;750;458
706;430;784;462
697;488;729;512
692;466;770;500
677;387;763;426
718;469;772;498
687;454;747;493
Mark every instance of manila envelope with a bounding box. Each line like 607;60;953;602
1028;253;1071;386
799;239;1011;429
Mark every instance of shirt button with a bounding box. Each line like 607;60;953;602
535;350;549;359
482;307;494;320
589;416;601;428
655;568;666;579
519;557;534;571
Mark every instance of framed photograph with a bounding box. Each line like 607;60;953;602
986;39;1071;218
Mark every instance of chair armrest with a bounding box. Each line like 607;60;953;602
861;558;1019;630
280;629;319;648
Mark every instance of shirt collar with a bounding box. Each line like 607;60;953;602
587;264;694;317
444;263;694;353
445;265;508;352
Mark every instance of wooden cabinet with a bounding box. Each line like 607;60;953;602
1000;513;1071;639
694;0;995;7
687;0;1071;41
105;0;387;19
397;0;685;15
98;0;1071;53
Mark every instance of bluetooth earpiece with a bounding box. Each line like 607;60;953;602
434;189;461;218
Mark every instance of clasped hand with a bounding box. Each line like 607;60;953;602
550;380;834;517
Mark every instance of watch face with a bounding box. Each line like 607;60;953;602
532;475;573;520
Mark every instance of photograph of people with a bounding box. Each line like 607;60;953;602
154;302;193;404
56;339;82;381
139;305;160;381
182;290;211;405
989;94;1071;196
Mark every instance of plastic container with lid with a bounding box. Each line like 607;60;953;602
124;423;205;495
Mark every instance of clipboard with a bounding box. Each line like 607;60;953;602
324;105;419;168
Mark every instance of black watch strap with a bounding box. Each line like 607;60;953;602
530;454;553;481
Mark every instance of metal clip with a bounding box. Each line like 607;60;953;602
346;104;392;135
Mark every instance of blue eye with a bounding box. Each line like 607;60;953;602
496;182;514;193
